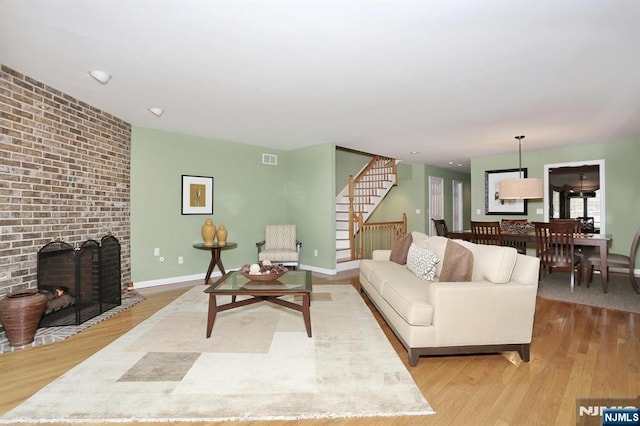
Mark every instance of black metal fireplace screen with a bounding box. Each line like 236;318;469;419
37;235;122;327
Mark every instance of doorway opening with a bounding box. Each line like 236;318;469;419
544;160;605;234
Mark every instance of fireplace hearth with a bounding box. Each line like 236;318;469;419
37;235;122;327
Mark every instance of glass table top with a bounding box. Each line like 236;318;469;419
205;270;312;293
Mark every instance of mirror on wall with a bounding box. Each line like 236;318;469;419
543;160;605;234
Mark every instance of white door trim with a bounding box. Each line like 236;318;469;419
543;159;605;235
428;176;444;236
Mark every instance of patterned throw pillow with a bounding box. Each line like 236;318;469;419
406;243;439;280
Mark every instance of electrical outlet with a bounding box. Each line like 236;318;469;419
536;208;543;215
415;209;421;214
154;248;160;256
178;256;184;264
476;209;481;215
314;249;318;256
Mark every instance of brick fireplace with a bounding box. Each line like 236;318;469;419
0;65;131;298
37;236;122;327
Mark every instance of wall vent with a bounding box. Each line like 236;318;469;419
262;153;278;165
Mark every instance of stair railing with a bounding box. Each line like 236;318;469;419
355;213;407;259
347;155;397;260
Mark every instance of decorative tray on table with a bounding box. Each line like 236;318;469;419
239;263;287;281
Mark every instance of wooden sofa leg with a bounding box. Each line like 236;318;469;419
518;344;531;362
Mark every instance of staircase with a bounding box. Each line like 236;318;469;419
336;156;397;263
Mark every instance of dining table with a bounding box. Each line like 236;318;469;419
446;230;613;292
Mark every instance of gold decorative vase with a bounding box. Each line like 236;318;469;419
216;224;228;246
201;218;216;246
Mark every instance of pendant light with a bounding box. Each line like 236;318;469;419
498;135;543;200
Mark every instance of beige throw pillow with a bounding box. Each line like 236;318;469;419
389;233;413;265
439;240;474;282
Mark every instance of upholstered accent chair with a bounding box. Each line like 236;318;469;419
256;224;302;269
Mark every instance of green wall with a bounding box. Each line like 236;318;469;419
471;139;640;255
131;127;336;283
368;162;427;232
367;162;471;234
335;149;373;195
287;143;336;269
131;126;636;284
425;164;473;232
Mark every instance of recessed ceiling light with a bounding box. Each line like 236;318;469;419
89;70;111;84
448;161;454;166
410;151;419;154
148;107;164;117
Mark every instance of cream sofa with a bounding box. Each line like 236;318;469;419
359;232;540;366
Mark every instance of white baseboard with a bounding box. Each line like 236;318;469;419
298;264;336;275
336;260;360;272
133;273;210;289
133;262;359;289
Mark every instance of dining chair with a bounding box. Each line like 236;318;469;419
471;221;502;246
499;219;530;254
587;226;640;294
550;218;582;233
533;221;583;292
431;219;449;237
502;236;527;254
550;218;588;262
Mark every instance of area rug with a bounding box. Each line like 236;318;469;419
537;271;640;313
0;284;434;423
0;291;145;354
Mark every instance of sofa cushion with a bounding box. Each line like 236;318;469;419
258;248;298;261
439;239;474;282
359;259;381;283
456;240;518;284
389;233;413;265
360;259;396;281
381;280;434;326
406;243;439;281
368;265;418;294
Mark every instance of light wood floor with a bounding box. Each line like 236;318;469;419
1;269;638;426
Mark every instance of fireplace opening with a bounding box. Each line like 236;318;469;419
37;235;122;327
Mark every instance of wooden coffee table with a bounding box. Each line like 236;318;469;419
204;270;312;338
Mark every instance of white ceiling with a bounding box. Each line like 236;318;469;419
1;0;639;171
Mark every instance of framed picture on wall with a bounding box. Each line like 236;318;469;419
181;175;213;215
485;168;528;215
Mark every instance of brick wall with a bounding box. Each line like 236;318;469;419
0;65;131;297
